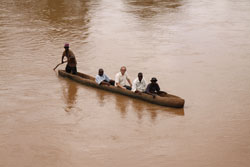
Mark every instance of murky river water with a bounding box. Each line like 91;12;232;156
1;0;250;166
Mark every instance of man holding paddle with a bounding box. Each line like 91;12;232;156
61;43;77;74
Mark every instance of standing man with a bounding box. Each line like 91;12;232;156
62;43;77;74
115;66;132;90
95;68;115;86
132;72;147;93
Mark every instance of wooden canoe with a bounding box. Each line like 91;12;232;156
58;70;185;108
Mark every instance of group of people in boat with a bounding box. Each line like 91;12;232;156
61;43;167;97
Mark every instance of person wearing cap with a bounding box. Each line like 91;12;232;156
132;72;147;93
62;43;77;74
115;66;132;90
95;68;115;86
146;77;167;97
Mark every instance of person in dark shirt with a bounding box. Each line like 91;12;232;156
146;77;167;98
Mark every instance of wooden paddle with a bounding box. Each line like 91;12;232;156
53;61;67;71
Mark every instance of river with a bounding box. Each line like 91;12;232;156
0;0;250;166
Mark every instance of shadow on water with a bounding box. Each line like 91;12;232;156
123;0;183;18
114;94;130;118
95;88;107;107
130;99;159;121
130;95;185;118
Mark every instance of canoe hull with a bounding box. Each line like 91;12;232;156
58;70;185;108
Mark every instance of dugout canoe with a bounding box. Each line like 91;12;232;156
58;70;185;108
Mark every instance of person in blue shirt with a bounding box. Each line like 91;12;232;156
95;68;115;86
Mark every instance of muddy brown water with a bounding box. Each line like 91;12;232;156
0;0;250;167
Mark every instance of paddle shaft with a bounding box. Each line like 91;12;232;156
53;61;67;71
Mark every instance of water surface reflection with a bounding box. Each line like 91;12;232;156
114;94;129;118
95;88;107;107
62;80;78;112
131;99;145;120
94;86;184;119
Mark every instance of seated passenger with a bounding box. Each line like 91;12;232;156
132;72;147;93
146;77;167;97
95;68;115;86
115;66;132;90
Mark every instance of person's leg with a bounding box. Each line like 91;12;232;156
123;85;132;90
72;67;77;74
109;80;115;86
65;65;71;73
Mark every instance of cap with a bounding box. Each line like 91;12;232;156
150;77;157;82
64;43;69;48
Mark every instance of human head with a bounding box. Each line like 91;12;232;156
138;72;143;82
64;43;69;50
150;77;157;83
98;68;104;76
120;66;126;75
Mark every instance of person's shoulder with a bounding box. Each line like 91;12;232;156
125;72;130;78
96;74;103;78
133;78;138;83
147;82;152;86
69;49;75;55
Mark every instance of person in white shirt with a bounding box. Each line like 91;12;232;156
115;66;132;90
132;72;147;93
95;68;114;86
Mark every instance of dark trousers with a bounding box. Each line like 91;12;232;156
103;80;115;86
123;85;132;90
147;91;167;96
66;65;77;74
109;80;115;86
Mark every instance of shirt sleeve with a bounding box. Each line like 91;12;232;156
95;75;102;85
131;79;137;92
104;74;110;82
115;73;119;84
126;73;130;80
156;84;160;92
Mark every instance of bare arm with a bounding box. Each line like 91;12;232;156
61;52;65;63
127;79;132;87
116;82;126;89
